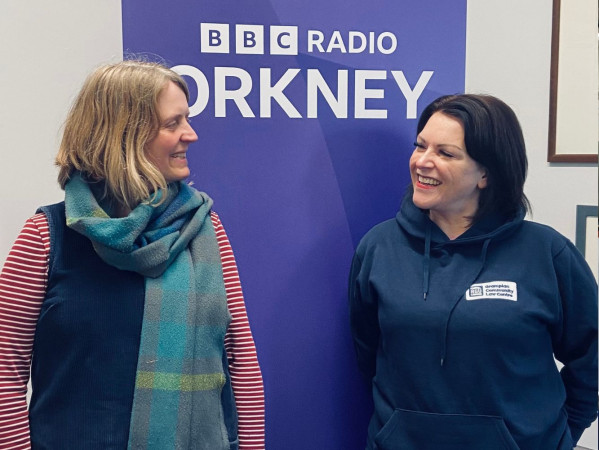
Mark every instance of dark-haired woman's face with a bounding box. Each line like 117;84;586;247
410;112;487;223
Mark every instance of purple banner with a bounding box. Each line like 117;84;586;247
122;1;466;447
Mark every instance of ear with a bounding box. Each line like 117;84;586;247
477;170;488;189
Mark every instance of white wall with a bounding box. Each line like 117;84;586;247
0;0;123;266
0;0;596;447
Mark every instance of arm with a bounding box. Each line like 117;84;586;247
348;250;379;383
552;241;598;444
0;214;49;450
211;212;265;450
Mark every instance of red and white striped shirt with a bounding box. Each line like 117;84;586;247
0;211;265;449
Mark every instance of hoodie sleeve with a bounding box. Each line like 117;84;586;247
348;248;379;383
552;240;598;444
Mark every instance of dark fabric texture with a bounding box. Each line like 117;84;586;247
349;195;598;449
30;202;145;449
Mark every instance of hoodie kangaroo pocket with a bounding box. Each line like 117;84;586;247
375;408;519;450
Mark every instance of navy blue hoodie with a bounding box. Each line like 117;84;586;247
349;196;597;449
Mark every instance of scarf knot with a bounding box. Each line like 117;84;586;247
65;172;213;278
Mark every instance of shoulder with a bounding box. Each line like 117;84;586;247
7;212;51;264
36;201;65;217
185;183;214;206
210;210;221;226
355;218;403;257
518;220;571;255
22;212;50;241
35;202;65;240
520;220;564;236
209;211;235;253
360;218;398;243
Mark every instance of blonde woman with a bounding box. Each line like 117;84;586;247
0;60;264;449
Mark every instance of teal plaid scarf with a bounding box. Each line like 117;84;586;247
65;173;231;449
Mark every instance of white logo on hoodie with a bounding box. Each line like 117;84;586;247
466;281;517;301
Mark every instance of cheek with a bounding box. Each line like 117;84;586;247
147;138;173;160
464;166;486;186
408;154;418;172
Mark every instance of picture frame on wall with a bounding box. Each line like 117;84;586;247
573;204;599;450
575;205;598;281
547;0;598;163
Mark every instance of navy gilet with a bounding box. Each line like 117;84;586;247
29;202;145;448
29;202;239;449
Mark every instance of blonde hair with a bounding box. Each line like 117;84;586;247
56;59;190;209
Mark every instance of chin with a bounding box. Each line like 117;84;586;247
412;194;432;210
165;171;190;183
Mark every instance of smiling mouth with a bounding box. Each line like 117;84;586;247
171;153;187;160
418;175;440;186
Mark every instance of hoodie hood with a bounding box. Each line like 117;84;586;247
396;194;525;246
396;195;525;365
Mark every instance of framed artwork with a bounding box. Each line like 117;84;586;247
547;0;598;163
575;205;598;280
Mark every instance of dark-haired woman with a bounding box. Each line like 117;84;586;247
349;94;597;449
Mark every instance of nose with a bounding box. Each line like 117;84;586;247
414;148;434;168
182;120;198;142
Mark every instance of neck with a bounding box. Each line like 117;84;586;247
100;195;132;218
88;181;133;218
114;204;132;218
429;210;473;240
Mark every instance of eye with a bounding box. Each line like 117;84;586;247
413;141;426;150
440;150;454;158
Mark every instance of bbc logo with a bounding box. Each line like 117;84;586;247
200;23;298;55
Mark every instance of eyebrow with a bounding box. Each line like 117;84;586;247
416;136;465;152
161;111;189;123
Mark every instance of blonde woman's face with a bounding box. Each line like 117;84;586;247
145;81;198;183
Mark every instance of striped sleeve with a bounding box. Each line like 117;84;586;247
0;212;266;449
0;213;49;450
211;212;265;450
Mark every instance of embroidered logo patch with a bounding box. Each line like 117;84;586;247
465;281;517;301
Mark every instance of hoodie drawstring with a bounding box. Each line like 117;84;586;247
422;222;432;301
439;237;492;367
